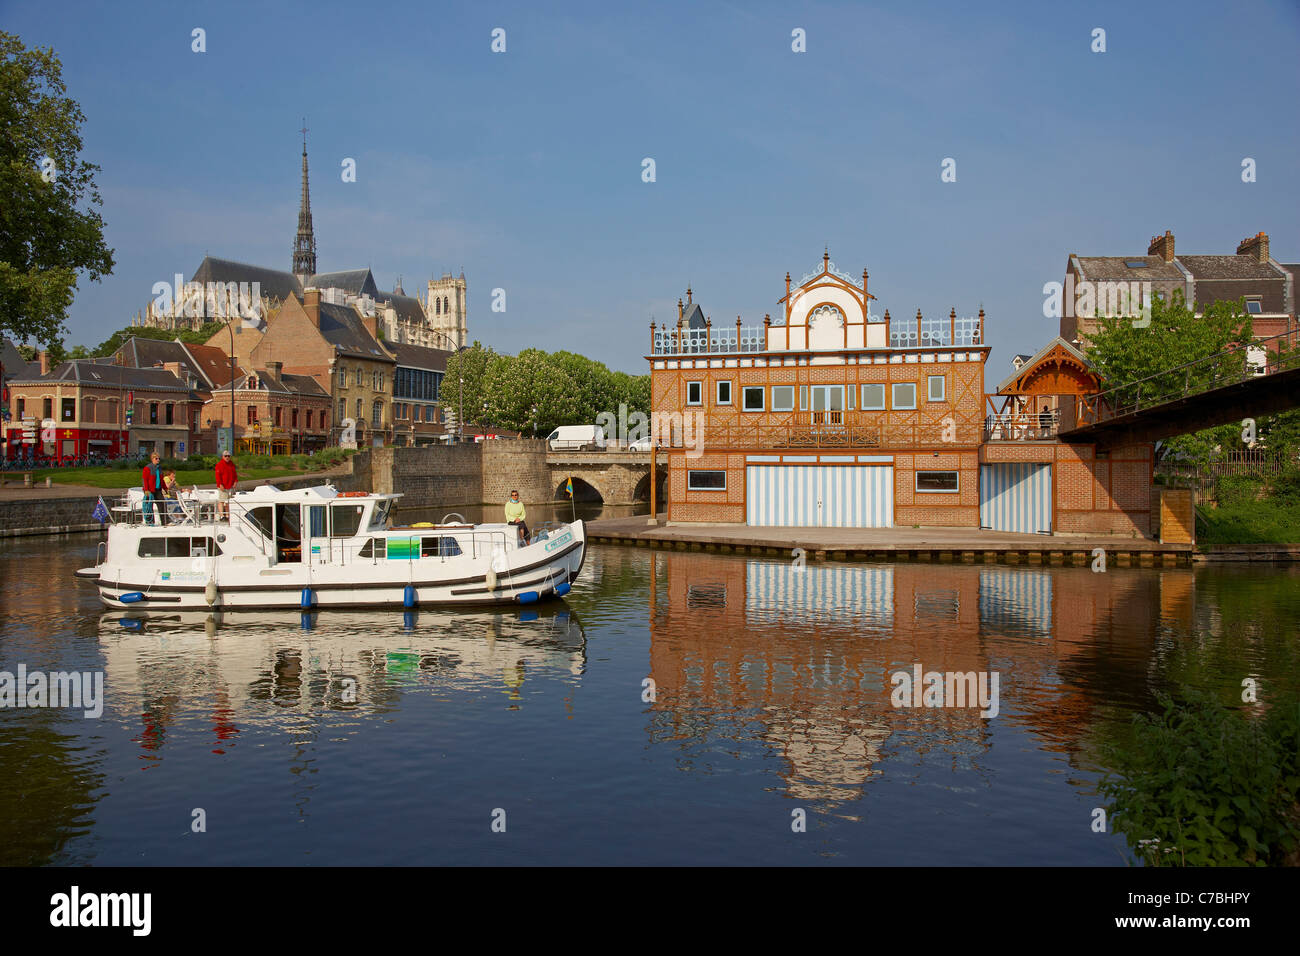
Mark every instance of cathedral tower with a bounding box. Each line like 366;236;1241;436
425;271;468;349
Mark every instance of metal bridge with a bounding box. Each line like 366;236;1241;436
1060;330;1300;449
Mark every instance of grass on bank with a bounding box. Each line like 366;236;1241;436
19;448;357;489
1195;472;1300;545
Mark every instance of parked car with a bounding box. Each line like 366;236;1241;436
546;425;606;451
628;436;653;451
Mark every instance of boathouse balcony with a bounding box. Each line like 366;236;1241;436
650;309;984;356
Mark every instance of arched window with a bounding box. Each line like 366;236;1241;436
443;296;449;315
435;298;441;315
371;400;382;427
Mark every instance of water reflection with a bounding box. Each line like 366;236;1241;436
98;607;586;748
2;528;1297;865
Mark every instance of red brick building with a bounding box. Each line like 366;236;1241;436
199;362;331;454
650;254;1155;536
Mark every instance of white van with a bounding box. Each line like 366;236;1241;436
547;425;606;451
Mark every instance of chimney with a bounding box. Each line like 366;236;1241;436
303;288;321;328
1148;229;1175;262
362;311;379;341
1236;232;1269;264
267;361;282;383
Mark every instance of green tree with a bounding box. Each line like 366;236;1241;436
443;342;498;433
1087;291;1252;467
484;349;584;435
0;33;114;347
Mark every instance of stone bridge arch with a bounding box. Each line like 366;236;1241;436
546;454;655;505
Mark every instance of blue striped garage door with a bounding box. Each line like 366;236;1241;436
979;463;1052;534
745;465;893;527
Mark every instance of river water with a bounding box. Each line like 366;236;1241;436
2;514;1297;865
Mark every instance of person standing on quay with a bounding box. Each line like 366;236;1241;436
141;451;162;525
216;450;238;519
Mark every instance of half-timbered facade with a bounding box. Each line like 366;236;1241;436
649;254;989;527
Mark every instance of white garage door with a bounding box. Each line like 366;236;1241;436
979;463;1052;534
746;465;893;527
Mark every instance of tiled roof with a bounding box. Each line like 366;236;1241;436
2;338;37;379
191;256;302;301
231;369;326;397
1073;256;1185;281
384;341;450;371
9;360;197;393
317;301;393;361
1177;255;1283;281
281;372;330;397
180;342;242;388
684;302;706;329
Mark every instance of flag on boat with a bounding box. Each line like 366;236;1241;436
91;496;111;524
565;477;573;498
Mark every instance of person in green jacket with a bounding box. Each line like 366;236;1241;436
505;490;529;543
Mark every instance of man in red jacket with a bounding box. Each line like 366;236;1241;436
141;451;162;526
215;450;238;519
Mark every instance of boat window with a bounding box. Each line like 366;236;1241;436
331;504;364;537
369;500;391;530
357;537;386;558
306;505;327;538
138;536;223;558
246;506;275;540
422;536;462;558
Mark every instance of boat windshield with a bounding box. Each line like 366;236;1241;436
369;500;391;530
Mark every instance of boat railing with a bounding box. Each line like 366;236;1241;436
317;528;515;567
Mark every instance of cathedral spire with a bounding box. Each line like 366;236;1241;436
293;122;317;281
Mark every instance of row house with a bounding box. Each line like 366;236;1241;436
385;341;449;445
199;362;331;454
2;354;200;461
1063;230;1299;355
650;253;1154;536
244;288;396;447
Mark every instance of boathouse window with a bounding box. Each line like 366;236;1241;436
771;386;795;412
421;536;463;558
331;504;364;537
688;470;727;490
861;384;885;410
742;387;764;412
915;471;959;493
928;375;946;402
891;383;917;410
716;381;731;405
686;381;702;406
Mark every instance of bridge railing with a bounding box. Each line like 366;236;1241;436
1074;329;1300;427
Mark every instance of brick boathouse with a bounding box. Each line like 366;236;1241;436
647;253;1153;536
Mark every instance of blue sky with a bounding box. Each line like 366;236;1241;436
5;0;1299;376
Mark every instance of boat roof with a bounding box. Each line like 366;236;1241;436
233;484;402;503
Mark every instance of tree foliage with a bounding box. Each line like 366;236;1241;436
0;33;114;347
444;342;650;436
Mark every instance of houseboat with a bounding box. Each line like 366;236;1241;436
76;484;585;611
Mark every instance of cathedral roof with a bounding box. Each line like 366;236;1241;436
190;257;302;302
309;269;379;298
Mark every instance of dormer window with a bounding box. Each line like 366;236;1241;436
1124;260;1147;268
1245;298;1262;314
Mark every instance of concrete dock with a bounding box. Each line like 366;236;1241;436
586;516;1198;566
